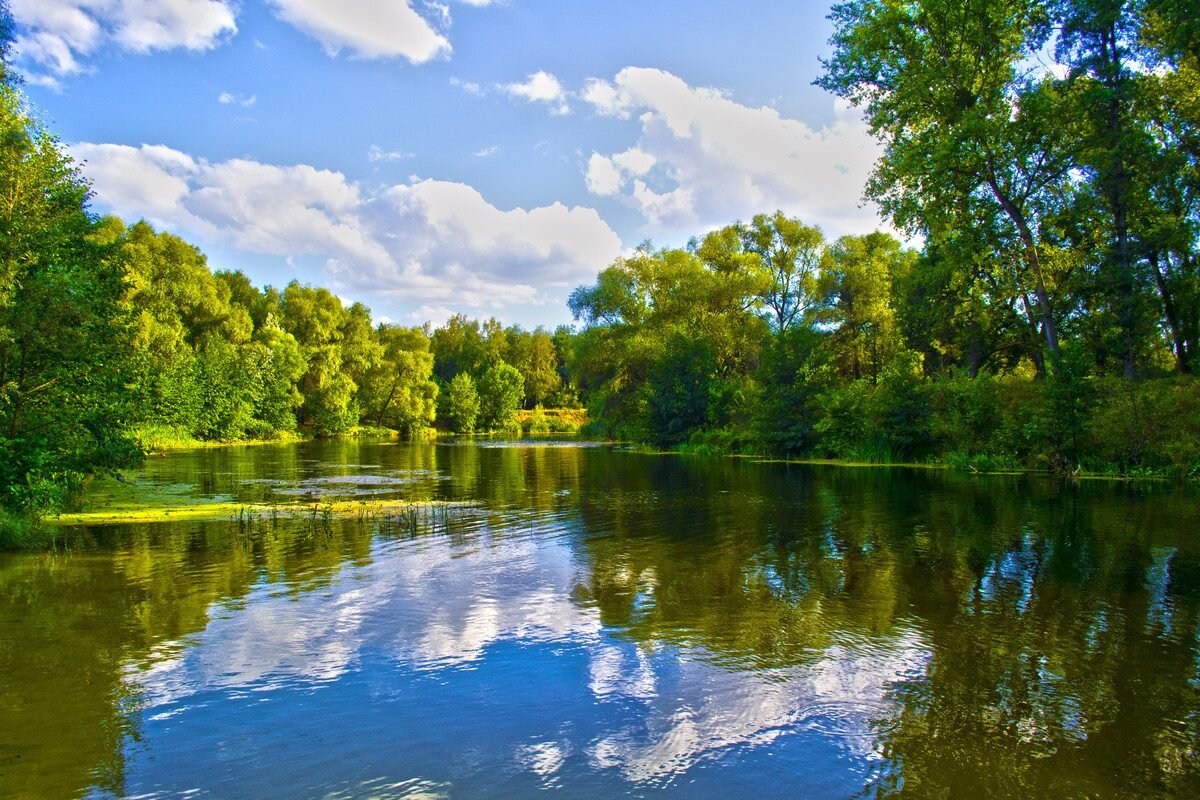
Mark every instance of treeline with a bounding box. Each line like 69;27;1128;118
568;219;1198;474
568;0;1200;474
110;219;576;444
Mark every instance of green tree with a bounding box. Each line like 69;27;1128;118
359;325;438;433
444;372;480;433
246;316;307;432
818;232;916;382
569;243;767;441
753;327;833;454
819;0;1076;357
647;333;719;446
739;211;824;332
477;361;525;431
430;314;488;382
0;64;140;523
524;327;562;407
281;282;358;435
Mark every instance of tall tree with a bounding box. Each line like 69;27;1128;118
819;0;1075;357
818;232;916;383
738;212;824;332
359;325;438;433
1056;0;1157;376
0;51;140;516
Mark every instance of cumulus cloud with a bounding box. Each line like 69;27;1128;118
10;0;237;86
585;148;655;196
71;142;623;308
580;67;884;236
500;71;570;115
266;0;450;62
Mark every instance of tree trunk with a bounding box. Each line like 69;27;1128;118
1151;252;1190;374
986;175;1061;355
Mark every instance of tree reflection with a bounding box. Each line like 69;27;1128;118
2;442;1198;797
571;460;1200;796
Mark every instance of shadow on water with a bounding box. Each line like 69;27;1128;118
1;438;1198;798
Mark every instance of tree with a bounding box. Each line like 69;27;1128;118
739;211;824;332
119;221;246;431
818;232;916;382
281;282;358;435
359;325;438;433
247;316;307;432
430;314;488;382
444;372;480;433
647;333;719;446
477;361;524;431
524;327;562;407
568;243;767;441
753;327;833;454
819;0;1076;357
0;62;140;519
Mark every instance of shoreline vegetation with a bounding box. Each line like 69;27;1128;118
3;2;1200;549
128;406;588;453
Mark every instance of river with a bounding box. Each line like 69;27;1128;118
2;438;1198;798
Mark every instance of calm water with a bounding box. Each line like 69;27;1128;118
2;439;1200;799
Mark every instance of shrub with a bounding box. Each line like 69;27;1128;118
1085;377;1200;476
527;406;551;434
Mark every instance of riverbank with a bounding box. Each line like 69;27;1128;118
133;409;587;453
621;441;1199;483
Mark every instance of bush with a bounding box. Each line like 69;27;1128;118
869;350;934;459
1085;377;1200;476
526;406;551;434
647;333;717;446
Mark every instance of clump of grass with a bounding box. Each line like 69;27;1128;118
0;508;44;550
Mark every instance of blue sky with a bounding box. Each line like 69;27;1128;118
12;1;884;328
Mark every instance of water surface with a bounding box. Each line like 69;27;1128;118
2;439;1199;798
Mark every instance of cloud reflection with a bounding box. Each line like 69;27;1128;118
123;520;930;788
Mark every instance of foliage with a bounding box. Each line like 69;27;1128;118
477;361;525;431
753;327;833;454
443;373;481;434
0;75;141;527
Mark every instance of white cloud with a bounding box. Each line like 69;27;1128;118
71;142;623;308
450;76;485;95
585;148;655;196
585;153;622;196
217;91;256;108
368;145;414;162
473;145;497;158
500;70;570;115
10;0;236;83
580;67;884;236
424;1;452;28
407;305;457;326
580;77;625;117
266;0;450;62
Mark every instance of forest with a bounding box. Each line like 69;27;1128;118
2;0;1199;541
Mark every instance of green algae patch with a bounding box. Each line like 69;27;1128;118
54;475;470;527
55;498;472;526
